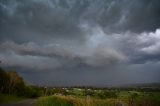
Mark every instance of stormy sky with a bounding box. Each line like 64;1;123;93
0;0;160;86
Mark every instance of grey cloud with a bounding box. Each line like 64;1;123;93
113;28;160;64
0;0;160;43
85;45;126;67
0;41;74;59
139;29;160;54
0;35;126;69
0;53;62;70
0;0;85;43
1;24;160;81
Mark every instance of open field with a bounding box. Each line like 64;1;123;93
35;88;160;106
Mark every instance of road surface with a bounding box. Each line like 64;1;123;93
0;99;37;106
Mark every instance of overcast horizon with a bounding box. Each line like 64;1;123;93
0;0;160;86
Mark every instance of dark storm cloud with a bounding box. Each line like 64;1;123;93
0;0;160;86
0;0;160;43
0;0;86;43
0;39;126;70
21;63;160;86
118;29;160;64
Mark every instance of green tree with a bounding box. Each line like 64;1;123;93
7;71;25;95
0;68;10;93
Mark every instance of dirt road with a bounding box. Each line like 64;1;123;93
0;99;37;106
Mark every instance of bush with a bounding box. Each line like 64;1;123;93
36;96;73;106
97;91;117;99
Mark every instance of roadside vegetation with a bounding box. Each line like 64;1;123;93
0;94;25;104
36;91;160;106
0;67;42;104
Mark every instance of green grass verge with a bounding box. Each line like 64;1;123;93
36;96;73;106
0;94;25;104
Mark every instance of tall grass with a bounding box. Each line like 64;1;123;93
36;93;160;106
36;96;73;106
36;95;124;106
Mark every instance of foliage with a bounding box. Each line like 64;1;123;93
97;91;117;99
0;67;41;98
35;91;160;106
36;96;73;106
0;68;10;93
0;94;25;104
36;95;123;106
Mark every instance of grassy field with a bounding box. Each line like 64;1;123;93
35;89;160;106
36;95;123;106
0;94;25;104
36;96;73;106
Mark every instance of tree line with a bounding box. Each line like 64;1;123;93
0;67;71;98
0;67;42;98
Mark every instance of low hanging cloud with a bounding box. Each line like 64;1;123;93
0;23;160;69
139;28;160;54
120;28;160;63
0;25;127;70
0;53;62;71
1;27;160;70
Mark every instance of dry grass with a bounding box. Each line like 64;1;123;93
39;95;125;106
36;93;160;106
